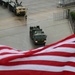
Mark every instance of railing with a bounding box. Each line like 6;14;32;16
58;0;75;7
69;14;75;33
67;9;75;34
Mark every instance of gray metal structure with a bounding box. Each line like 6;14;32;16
59;0;75;6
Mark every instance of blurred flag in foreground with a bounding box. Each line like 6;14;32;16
0;34;75;75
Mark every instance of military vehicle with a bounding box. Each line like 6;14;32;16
0;0;2;5
0;0;10;7
30;26;47;45
8;0;27;17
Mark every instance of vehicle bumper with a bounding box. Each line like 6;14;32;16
34;41;46;45
17;12;25;16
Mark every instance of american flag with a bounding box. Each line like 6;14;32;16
0;34;75;75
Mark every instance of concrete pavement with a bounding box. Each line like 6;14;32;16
0;0;73;50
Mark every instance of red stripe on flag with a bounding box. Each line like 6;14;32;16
0;34;75;75
0;70;75;75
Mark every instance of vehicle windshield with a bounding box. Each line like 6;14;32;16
34;35;46;39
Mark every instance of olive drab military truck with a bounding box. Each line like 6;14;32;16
8;0;27;18
30;26;47;45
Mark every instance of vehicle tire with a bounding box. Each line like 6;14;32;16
0;1;2;5
43;43;45;46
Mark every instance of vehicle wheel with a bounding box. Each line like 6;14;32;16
0;1;3;5
43;43;46;46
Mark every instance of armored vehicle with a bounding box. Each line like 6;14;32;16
8;0;27;17
30;26;47;45
1;0;10;7
0;0;2;5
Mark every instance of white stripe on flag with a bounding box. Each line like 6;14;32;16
35;47;75;54
0;65;75;72
10;56;75;62
0;49;21;54
0;54;23;59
